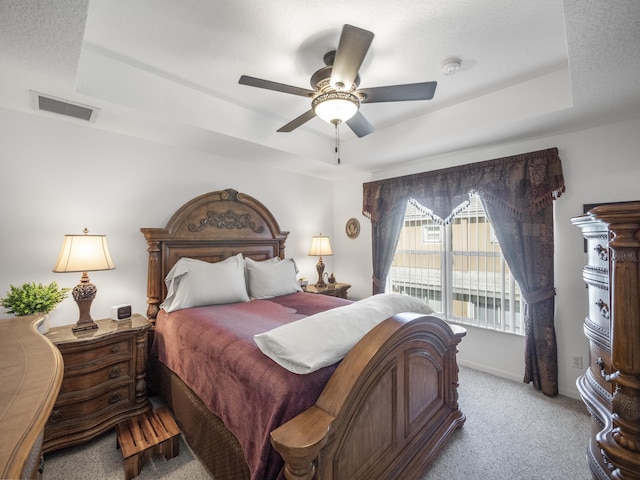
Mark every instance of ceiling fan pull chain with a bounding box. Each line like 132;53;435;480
335;122;341;165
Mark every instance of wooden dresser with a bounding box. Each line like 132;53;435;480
43;315;151;453
0;315;63;479
572;203;640;479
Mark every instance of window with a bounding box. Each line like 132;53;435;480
389;193;524;335
422;224;441;244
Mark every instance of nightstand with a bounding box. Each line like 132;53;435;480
43;314;151;453
304;282;351;299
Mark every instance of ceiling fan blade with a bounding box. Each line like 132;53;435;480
331;25;374;90
239;75;314;98
346;111;374;138
277;110;317;132
359;81;437;103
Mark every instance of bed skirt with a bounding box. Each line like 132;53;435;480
156;360;251;480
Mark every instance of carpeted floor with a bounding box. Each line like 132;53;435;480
425;366;591;479
42;366;592;480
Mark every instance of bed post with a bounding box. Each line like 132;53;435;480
144;238;162;320
270;406;333;480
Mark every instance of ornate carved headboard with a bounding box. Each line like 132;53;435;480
140;188;289;319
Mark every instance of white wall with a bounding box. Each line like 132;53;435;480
332;174;372;301
333;117;640;399
0;107;335;327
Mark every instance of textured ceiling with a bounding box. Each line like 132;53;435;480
1;0;639;180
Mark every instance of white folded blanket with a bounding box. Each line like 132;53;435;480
254;293;435;374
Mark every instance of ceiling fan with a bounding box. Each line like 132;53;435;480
239;24;437;138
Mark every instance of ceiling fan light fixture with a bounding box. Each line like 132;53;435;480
312;91;360;124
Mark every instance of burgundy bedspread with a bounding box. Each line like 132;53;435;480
153;292;351;480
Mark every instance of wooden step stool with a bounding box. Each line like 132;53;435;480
116;407;181;480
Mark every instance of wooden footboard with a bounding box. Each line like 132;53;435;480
271;313;466;480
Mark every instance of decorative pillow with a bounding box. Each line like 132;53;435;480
242;255;299;273
254;293;435;374
245;257;302;299
243;256;280;290
161;254;250;312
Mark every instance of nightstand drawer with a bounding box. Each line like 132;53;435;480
48;384;133;429
60;359;132;394
60;336;132;369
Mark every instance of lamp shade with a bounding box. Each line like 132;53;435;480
52;231;115;273
308;235;333;257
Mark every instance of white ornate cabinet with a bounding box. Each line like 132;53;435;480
572;203;640;479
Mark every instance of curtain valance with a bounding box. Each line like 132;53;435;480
363;147;565;224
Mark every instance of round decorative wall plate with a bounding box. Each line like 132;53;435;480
346;218;360;239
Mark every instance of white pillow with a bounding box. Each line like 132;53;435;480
245;257;302;299
254;293;435;374
161;254;250;312
243;256;280;290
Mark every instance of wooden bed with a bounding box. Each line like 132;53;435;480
141;188;466;480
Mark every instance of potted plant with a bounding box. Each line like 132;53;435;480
1;281;70;333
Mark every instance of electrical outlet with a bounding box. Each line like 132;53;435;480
571;354;584;369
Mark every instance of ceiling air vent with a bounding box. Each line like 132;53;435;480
30;91;99;122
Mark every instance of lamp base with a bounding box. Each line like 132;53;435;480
72;298;98;333
72;319;99;333
72;280;99;334
315;257;327;288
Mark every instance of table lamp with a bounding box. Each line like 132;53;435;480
52;228;115;333
308;234;333;287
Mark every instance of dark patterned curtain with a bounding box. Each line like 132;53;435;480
364;181;408;294
362;147;565;396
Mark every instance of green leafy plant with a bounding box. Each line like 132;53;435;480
1;281;71;316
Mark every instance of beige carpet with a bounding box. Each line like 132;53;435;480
425;366;591;479
42;366;591;480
